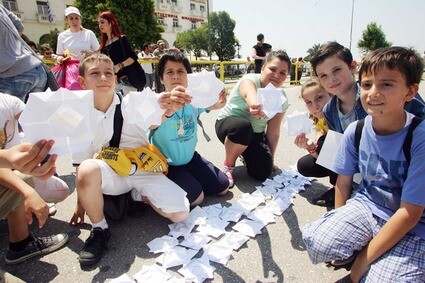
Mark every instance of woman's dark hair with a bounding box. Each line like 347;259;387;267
98;11;124;50
156;52;192;79
264;50;291;71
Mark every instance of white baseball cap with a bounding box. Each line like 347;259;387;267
65;6;81;17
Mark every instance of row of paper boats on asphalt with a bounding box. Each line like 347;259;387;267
109;171;311;282
20;70;313;156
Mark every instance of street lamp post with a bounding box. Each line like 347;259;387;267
206;0;211;60
349;0;355;50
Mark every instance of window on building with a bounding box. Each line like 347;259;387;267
37;1;49;14
190;3;195;10
158;17;165;25
200;5;205;12
191;21;196;30
3;0;17;11
171;0;177;6
173;18;179;27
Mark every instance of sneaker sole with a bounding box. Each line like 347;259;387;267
5;234;69;265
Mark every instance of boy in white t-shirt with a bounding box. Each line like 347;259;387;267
70;53;190;266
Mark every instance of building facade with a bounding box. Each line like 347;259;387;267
3;0;211;48
153;0;211;47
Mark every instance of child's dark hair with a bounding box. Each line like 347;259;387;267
157;52;192;79
310;41;353;75
359;46;424;86
264;50;291;71
78;53;113;76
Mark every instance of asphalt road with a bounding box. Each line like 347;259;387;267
2;80;423;282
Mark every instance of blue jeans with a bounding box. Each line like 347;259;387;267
145;73;153;89
0;64;47;102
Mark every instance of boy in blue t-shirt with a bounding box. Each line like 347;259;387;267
309;41;425;207
302;47;425;282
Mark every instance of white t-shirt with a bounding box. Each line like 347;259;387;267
138;51;153;74
56;28;100;61
0;92;25;149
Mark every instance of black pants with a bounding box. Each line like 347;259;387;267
296;135;338;185
215;117;273;181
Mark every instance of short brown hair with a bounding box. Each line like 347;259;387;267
78;53;113;77
359;46;424;86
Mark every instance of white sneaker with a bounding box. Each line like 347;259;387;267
223;162;235;188
33;176;70;203
48;203;57;216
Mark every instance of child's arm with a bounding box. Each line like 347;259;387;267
0;168;49;228
350;201;424;282
239;80;264;119
335;174;353;208
207;89;227;110
266;112;285;167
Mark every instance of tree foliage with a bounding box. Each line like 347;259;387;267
73;0;163;49
176;24;208;59
208;11;237;61
357;22;391;54
305;43;323;61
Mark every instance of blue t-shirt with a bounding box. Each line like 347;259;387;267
333;114;425;239
151;104;205;166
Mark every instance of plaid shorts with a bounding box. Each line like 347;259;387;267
302;199;425;282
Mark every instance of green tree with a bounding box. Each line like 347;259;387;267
357;22;391;54
305;43;322;61
208;11;237;61
73;0;163;49
176;24;208;59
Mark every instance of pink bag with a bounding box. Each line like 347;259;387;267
51;63;66;88
51;59;82;90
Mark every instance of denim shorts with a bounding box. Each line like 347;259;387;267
0;64;47;102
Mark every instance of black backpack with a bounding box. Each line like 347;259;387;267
102;94;146;221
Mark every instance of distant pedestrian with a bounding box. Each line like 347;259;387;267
252;33;272;74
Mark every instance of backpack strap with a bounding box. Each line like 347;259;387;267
403;117;423;163
355;117;423;163
109;93;124;148
354;119;365;154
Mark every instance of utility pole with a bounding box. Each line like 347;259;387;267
349;0;355;50
206;0;211;60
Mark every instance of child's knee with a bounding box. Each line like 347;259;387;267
76;161;101;189
168;211;189;223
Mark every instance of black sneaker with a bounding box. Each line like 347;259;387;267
6;233;69;265
312;187;335;208
78;228;110;265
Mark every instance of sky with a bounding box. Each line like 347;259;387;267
212;0;425;61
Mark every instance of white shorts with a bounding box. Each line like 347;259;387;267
80;159;189;214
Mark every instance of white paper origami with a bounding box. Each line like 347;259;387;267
185;206;208;225
201;203;223;219
168;222;195;238
147;235;179;254
20;88;94;155
204;242;234;265
156;246;198;268
247;208;276;225
257;83;286;119
186;70;225;109
283;110;314;137
219;206;244;223
178;254;215;283
122;88;164;131
179;233;212;251
220;231;250;251
232;219;265;238
196;217;229;238
133;264;172;282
